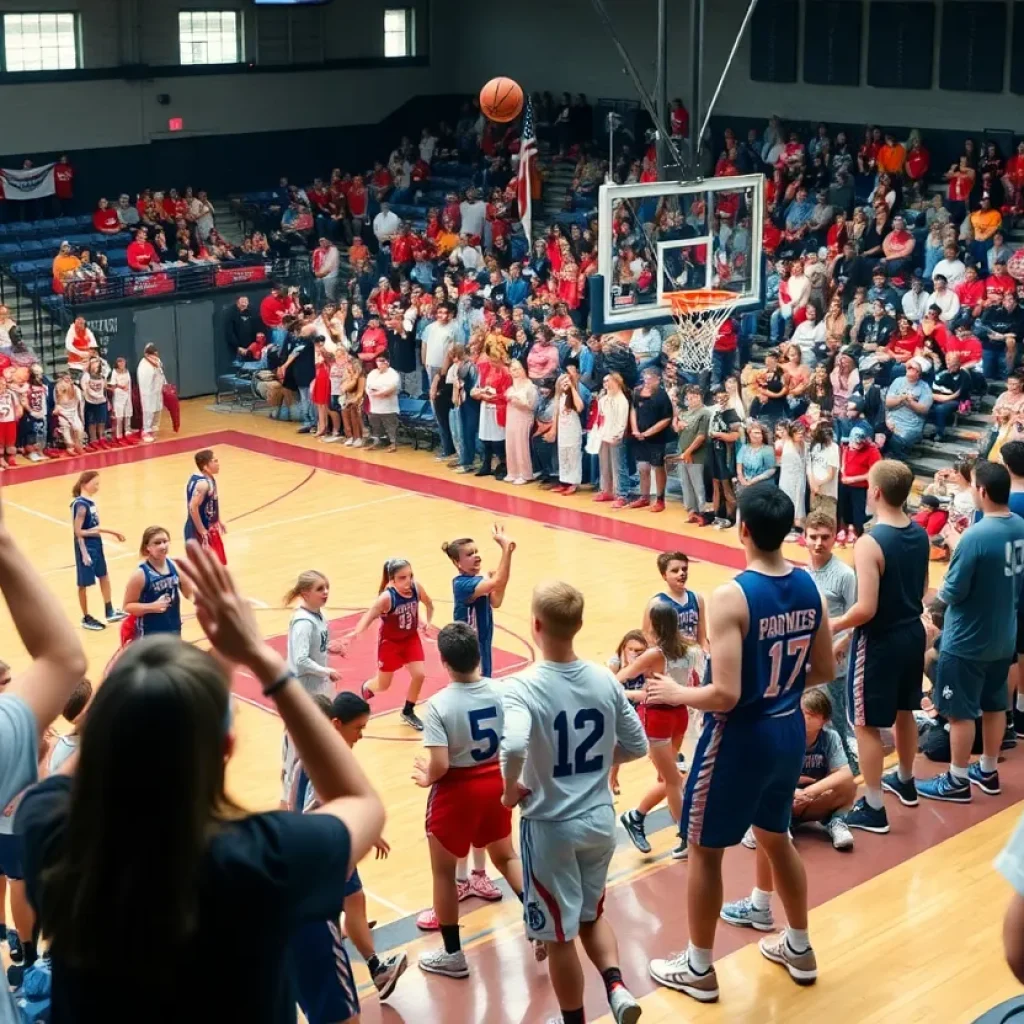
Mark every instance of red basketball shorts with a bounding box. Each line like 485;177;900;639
639;703;689;743
206;527;227;565
426;761;512;858
378;632;424;672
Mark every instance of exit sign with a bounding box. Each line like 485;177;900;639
168;117;184;132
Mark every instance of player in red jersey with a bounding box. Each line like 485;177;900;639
353;558;434;731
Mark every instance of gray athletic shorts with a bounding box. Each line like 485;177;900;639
519;804;615;943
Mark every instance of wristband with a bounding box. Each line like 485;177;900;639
262;671;292;698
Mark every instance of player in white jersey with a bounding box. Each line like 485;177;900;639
414;622;545;977
501;582;649;1024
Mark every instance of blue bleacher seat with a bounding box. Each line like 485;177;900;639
6;222;34;239
110;265;131;277
35;218;59;234
23;278;53;297
9;260;36;278
106;247;128;266
64;233;93;247
42;295;64;313
74;214;93;229
0;243;21;260
433;163;474;179
55;216;77;230
19;241;44;254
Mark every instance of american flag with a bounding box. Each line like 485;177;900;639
516;97;537;247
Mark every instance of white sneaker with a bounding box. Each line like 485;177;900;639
825;816;854;851
418;947;469;978
27;452;43;463
344;437;355;446
323;433;342;443
141;434;155;444
648;951;719;1002
608;984;642;1023
741;826;757;849
352;438;365;448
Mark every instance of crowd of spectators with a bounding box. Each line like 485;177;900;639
216;106;1023;539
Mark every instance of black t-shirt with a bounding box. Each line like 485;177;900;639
386;326;416;374
18;775;352;1024
759;368;787;417
633;387;674;440
933;368;968;400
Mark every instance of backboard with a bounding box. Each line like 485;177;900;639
590;173;765;334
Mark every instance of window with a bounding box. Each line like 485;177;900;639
3;13;79;72
384;7;414;58
178;10;241;66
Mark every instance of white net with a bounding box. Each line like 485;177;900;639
668;293;740;373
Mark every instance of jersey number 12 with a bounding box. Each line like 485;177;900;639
553;708;605;778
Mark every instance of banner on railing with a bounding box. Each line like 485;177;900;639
0;163;56;201
124;271;176;298
214;263;269;288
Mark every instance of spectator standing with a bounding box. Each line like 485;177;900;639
503;360;537;485
53;153;74;215
807;421;840;520
365;352;401;452
459;189;487;242
706;385;742;527
473;340;511;478
918;462;1024;803
628;367;674;513
594;372;630;502
839;426;881;540
312;237;340;304
136;343;166;443
64;316;98;375
225;296;258;361
673;385;711;521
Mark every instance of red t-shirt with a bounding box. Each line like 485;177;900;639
670;106;689;137
955;278;986;309
842;443;881;486
359;327;388;362
987;273;1017;302
371;168;392;190
390;235;414;265
948;173;972;202
906;148;930;180
259;294;289;328
126;240;157;271
54;164;74;199
93;209;120;233
307;187;330;212
714;319;738;353
887;332;921;361
347;187;368;217
942;334;982;366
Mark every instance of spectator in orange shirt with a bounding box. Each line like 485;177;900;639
877;133;906;177
51;242;81;294
970;193;1002;267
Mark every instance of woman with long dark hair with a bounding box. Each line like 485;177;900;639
17;540;385;1022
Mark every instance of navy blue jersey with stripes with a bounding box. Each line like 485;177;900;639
733;568;822;718
71;497;102;555
655;590;700;638
184;473;220;541
136;559;182;637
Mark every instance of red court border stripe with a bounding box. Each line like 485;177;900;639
6;429;767;568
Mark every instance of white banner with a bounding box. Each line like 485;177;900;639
0;163;56;201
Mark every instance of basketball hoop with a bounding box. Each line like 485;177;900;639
666;288;740;373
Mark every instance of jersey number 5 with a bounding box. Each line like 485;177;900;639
553;709;605;778
468;707;500;762
765;636;812;698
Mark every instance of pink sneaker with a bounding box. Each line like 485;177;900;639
610;498;628;510
415;908;440;931
467;870;503;902
593;492;614;503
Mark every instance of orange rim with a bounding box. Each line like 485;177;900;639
666;289;738;315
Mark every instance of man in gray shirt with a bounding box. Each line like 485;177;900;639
673;385;711;519
805;510;858;768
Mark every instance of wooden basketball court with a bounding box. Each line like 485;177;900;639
3;400;1020;1023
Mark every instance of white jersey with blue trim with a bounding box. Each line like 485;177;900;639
422;679;505;768
500;659;648;822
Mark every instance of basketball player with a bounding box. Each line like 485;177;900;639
442;523;516;678
647;482;835;1002
501;581;648;1024
831;460;929;834
414;622;544;977
184;449;227;565
999;441;1024;738
121;526;193;643
644;550;707;648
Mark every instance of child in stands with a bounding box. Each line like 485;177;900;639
54;375;86;456
108;357;133;441
21;365;48;462
80;355;109;447
0;375;22;467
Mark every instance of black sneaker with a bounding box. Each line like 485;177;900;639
671;836;688;860
401;708;424;731
676;752;688;773
297;426;314;434
106;608;128;623
619;810;652;854
7;932;23;965
844;797;890;834
81;614;106;631
881;769;918;807
1014;707;1024;739
968;762;1001;795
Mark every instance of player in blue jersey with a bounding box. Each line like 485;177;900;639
185;449;227;565
1000;442;1024;739
70;471;127;632
121;526;193;643
647;482;835;1003
644;550;707;648
442;524;516;678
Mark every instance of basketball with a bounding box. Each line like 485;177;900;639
479;77;523;123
